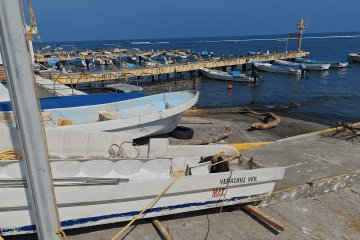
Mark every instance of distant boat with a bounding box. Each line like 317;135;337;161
38;91;199;139
296;58;347;68
106;83;143;93
253;61;303;75
274;59;329;71
0;93;144;111
40;45;51;50
73;58;89;67
293;58;331;70
200;67;254;82
93;58;104;65
348;53;360;63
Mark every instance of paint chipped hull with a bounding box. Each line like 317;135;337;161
0;158;285;235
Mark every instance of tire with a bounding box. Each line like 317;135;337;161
170;126;194;140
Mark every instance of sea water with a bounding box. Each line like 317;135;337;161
35;32;360;125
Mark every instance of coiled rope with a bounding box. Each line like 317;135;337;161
0;150;21;160
108;141;140;158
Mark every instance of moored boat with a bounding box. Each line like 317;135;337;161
200;67;254;82
253;61;303;75
294;58;331;70
296;58;347;68
348;52;360;62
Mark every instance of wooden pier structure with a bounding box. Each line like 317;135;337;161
51;51;309;85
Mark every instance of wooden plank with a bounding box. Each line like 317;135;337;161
151;219;173;240
241;204;285;232
0;111;52;122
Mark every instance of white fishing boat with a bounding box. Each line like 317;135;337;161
274;59;330;71
0;128;285;236
293;58;330;70
348;52;360;62
1;91;199;139
200;67;254;82
93;58;104;65
295;58;348;69
253;61;303;75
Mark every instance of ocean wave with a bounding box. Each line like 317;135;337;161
131;41;170;45
196;35;360;43
60;44;76;47
196;38;288;43
131;42;152;45
104;43;116;46
303;35;360;39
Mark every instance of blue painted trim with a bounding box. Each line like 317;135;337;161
0;93;144;111
0;195;259;234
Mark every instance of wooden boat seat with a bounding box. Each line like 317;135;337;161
98;110;116;121
0;111;52;123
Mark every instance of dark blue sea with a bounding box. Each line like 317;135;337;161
34;32;360;125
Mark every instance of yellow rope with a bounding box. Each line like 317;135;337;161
111;176;180;240
56;228;69;240
0;150;21;160
210;152;241;167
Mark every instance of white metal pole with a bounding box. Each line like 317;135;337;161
0;1;60;239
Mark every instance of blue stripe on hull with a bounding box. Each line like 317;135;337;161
0;93;144;111
0;194;260;234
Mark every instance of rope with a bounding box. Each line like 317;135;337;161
27;0;41;42
108;141;140;158
56;228;69;240
111;176;180;240
0;150;21;160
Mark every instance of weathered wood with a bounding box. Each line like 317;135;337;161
151;219;173;240
242;204;285;232
0;111;52;122
251;112;281;130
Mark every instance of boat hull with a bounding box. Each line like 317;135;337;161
45;91;199;139
274;60;330;71
201;69;253;82
0;158;285;235
254;63;301;75
349;53;360;62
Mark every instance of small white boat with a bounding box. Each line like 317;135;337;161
93;58;104;65
274;59;330;71
94;58;113;65
295;58;347;69
348;53;360;63
253;61;303;75
294;58;330;70
200;67;254;82
33;91;199;139
0;128;285;236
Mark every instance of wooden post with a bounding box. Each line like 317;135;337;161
242;205;285;232
152;219;173;240
242;64;247;72
297;18;304;52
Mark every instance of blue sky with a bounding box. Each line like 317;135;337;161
28;0;360;41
